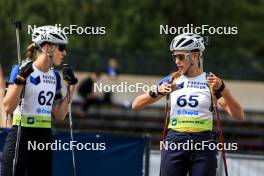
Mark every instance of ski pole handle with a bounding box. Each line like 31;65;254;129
14;20;22;64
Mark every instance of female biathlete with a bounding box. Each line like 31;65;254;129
132;33;244;176
2;26;78;176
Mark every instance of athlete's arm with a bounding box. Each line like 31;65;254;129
52;85;76;120
133;73;180;110
3;61;34;114
52;66;78;120
132;83;177;110
132;92;164;110
3;84;23;114
218;88;244;120
207;75;244;120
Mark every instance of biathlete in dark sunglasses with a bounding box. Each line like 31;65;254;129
2;25;78;176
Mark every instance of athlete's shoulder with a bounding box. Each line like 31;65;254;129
8;64;19;83
53;69;62;90
157;75;171;85
53;69;61;78
157;71;181;85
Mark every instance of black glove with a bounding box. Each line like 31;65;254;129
14;59;34;85
62;64;78;85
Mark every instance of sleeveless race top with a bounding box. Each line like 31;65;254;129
157;72;215;132
9;64;62;128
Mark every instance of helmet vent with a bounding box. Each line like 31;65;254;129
176;38;185;46
61;32;66;39
181;39;194;47
51;33;63;40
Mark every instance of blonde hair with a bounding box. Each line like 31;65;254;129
25;43;38;61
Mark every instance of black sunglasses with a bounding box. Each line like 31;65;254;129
57;45;66;52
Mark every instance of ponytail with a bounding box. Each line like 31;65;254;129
25;43;37;60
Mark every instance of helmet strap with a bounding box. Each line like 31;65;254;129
199;52;203;72
48;54;54;70
40;46;55;69
184;53;202;76
186;53;194;75
184;55;194;76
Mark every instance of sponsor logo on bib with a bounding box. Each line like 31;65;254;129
172;120;177;126
27;117;35;124
30;76;41;85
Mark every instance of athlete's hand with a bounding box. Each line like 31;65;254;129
14;59;34;85
18;59;34;80
207;73;223;91
156;71;181;95
62;64;78;85
158;83;178;95
171;71;181;82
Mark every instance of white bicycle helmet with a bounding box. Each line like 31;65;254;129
170;33;205;53
32;25;68;46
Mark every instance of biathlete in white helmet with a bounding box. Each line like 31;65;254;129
2;25;78;176
132;33;244;176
